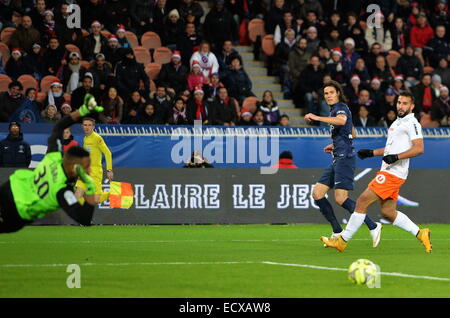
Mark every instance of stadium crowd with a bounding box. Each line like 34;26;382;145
0;0;449;127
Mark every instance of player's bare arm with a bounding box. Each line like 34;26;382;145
304;113;347;126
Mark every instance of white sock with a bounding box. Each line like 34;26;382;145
341;212;366;242
393;211;419;236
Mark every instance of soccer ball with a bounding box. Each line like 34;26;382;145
348;259;379;286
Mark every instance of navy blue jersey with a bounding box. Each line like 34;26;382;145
329;102;355;158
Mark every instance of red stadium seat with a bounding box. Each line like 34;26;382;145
126;31;139;48
242;96;259;114
141;32;162;50
65;44;82;59
423;66;434;74
0;27;16;45
64;93;71;102
0;74;12;92
0;42;10;67
248;19;265;43
80;60;91;69
262;35;275;57
18;74;38;92
153;47;172;64
100;30;111;38
386;51;401;68
36;91;47;103
145;63;162;80
40;75;60;93
133;46;151;65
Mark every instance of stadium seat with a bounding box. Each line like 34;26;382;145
0;27;16;45
65;44;82;58
242;96;259;114
248;19;265;43
386;51;401;68
36;91;47;103
100;30;111;38
150;79;156;93
141;31;162;51
423;66;434;74
81;29;89;37
125;31;139;48
0;42;10;67
64;93;71;102
40;75;60;93
359;21;368;30
153;47;172;64
18;74;38;92
262;34;275;57
0;74;12;92
80;60;91;69
145;63;162;80
133;46;151;65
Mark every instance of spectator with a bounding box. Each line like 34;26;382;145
99;86;124;124
42;37;66;76
114;25;131;50
324;28;343;51
411;73;436;119
162;9;185;49
5;48;33;80
288;38;311;106
342;11;359;39
257;90;280;126
370;55;393;86
215;40;241;77
204;0;237;50
150;86;173;124
187;61;209;91
364;12;392;52
9;88;42;123
305;26;320;54
153;0;170;36
71;73;101;111
379;109;397;128
349;26;368;59
369;77;385;107
237;108;254;126
81;21;108;61
297;55;326;115
274;29;297;98
322;11;345;39
299;10;322;36
345;74;363;106
54;3;84;49
425;25;450;68
114;48;150;97
430;0;449;29
62;127;79;152
80;0;106;30
327;47;345;84
178;0;204;23
271;150;298;169
168;97;189;125
366;42;384;74
158;50;189;96
10;15;41;54
45;81;66;112
41;10;56;44
273;11;300;46
252;109;265;126
190;42;220;78
177;22;203;68
103;1;129;34
409;13;434;50
435;57;450;88
88;53;113;93
353;88;378;120
61;51;86;94
342;37;360;78
379;88;397;119
353;105;377;127
396;45;424;88
60;102;72;117
212;87;239;126
0;122;31;167
430;86;450;126
123;91;146;124
0;81;25;122
131;104;163;124
223;56;254;104
129;0;155;36
265;0;286;34
204;73;224;102
432;74;443;97
279;114;290;126
28;0;46;33
40;104;61;123
390;16;409;54
187;86;213;125
104;35;125;70
392;74;407;95
24;43;45;81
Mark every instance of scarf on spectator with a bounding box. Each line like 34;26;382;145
47;89;63;107
423;87;432;111
67;62;81;93
195;99;206;121
173;106;187;123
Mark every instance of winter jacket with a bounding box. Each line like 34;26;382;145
186;99;213;125
0;133;31;167
114;56;150;96
287;46;311;83
130;0;155;25
5;57;33;80
82;34;108;61
396;54;423;80
158;62;189;95
223;67;254;103
410;24;434;49
204;7;237;45
9;25;41;54
212;97;239;125
178;1;204;21
298;64;327;95
0;92;26;122
258;100;280;126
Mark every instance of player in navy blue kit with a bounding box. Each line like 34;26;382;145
304;80;382;247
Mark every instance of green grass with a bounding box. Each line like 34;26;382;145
0;224;449;298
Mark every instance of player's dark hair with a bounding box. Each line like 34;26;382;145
398;91;415;104
82;117;95;125
323;80;348;104
66;146;89;159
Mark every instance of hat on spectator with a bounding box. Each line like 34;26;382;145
61;102;72;112
32;43;41;49
410;2;419;7
50;80;63;88
350;74;360;83
307;26;317;33
169;9;180;18
69;51;80;59
418;12;426;18
11;48;22;56
95;53;105;59
440;85;449;93
241;108;252;117
432;74;442;84
91;20;101;27
194;85;204;95
385;88;396;95
44;10;54;17
344;37;355;47
331;47;342;57
172;50;181;59
116;24;126;34
371;77;381;85
192;60;201;69
108;34;119;42
394;74;404;82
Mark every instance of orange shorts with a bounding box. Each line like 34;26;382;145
368;171;405;201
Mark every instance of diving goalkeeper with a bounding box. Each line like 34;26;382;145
0;94;103;233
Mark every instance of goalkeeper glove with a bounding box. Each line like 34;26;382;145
383;154;399;164
357;149;374;159
79;94;104;117
75;165;96;195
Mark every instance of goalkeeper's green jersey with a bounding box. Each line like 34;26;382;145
9;152;73;221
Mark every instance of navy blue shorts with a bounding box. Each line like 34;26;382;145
317;156;356;190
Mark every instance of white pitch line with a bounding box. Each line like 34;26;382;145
354;168;373;181
263;261;450;282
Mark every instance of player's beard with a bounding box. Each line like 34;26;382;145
397;108;411;118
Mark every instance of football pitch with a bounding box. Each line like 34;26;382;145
0;224;449;298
